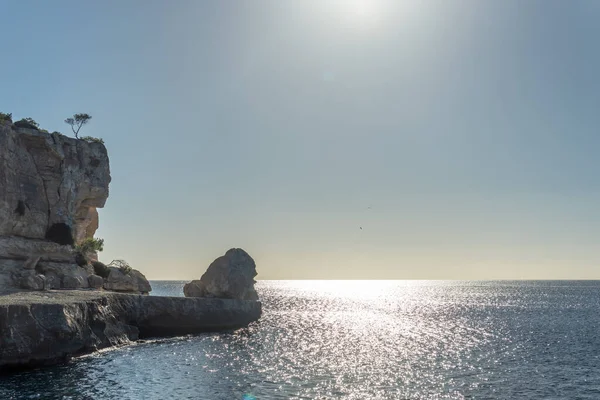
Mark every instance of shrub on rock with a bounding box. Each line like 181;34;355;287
0;112;12;123
76;237;104;254
108;259;132;275
80;136;104;144
92;261;110;278
13;117;39;130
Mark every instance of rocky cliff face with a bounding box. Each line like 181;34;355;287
0;121;110;290
0;121;110;243
0;290;262;370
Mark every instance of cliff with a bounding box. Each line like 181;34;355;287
0;120;111;290
0;289;262;370
0;119;262;372
0;122;110;243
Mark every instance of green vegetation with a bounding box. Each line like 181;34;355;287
76;237;104;254
92;260;111;278
64;113;92;139
80;136;104;144
74;237;105;268
0;112;12;123
108;259;132;275
13;117;39;130
4;114;102;145
75;252;88;267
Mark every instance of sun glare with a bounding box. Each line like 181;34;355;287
350;0;378;16
346;0;383;24
330;0;421;29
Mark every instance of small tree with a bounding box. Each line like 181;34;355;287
76;237;104;254
65;113;92;138
74;237;104;267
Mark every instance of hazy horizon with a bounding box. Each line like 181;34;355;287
2;0;599;280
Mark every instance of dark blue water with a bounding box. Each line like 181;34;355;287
2;280;600;399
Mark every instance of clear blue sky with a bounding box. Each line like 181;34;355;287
2;0;600;279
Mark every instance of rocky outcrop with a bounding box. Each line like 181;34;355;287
103;267;151;294
88;274;104;289
0;121;111;290
0;290;262;370
0;122;110;243
184;248;259;301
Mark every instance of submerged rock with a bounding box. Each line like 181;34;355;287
184;248;259;301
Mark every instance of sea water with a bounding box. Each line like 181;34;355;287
1;280;600;399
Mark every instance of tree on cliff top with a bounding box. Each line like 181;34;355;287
65;113;92;139
14;117;39;130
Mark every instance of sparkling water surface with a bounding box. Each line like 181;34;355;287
2;280;600;399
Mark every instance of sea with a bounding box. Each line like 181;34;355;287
1;280;600;399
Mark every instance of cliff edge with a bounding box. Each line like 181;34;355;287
0;120;111;290
0;289;261;370
0;118;262;372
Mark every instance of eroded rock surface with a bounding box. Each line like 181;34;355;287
0;121;111;290
88;274;104;289
0;122;110;242
103;267;151;294
184;248;259;301
0;290;262;370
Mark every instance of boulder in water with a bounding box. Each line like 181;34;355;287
184;248;258;301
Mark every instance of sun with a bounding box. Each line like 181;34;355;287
341;0;387;26
349;0;380;18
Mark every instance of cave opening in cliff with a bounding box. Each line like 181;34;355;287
45;223;74;246
14;200;26;216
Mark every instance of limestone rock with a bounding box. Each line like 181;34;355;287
0;124;110;242
0;236;75;263
103;267;151;294
19;272;46;290
62;275;83;289
0;291;262;370
88;274;104;289
183;280;207;297
0;124;111;290
36;262;90;290
23;256;41;270
0;292;140;370
184;248;259;300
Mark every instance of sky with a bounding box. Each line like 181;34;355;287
1;0;600;280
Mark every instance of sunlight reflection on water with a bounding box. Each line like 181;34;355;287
2;280;600;399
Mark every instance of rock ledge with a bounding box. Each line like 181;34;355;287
0;290;261;371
